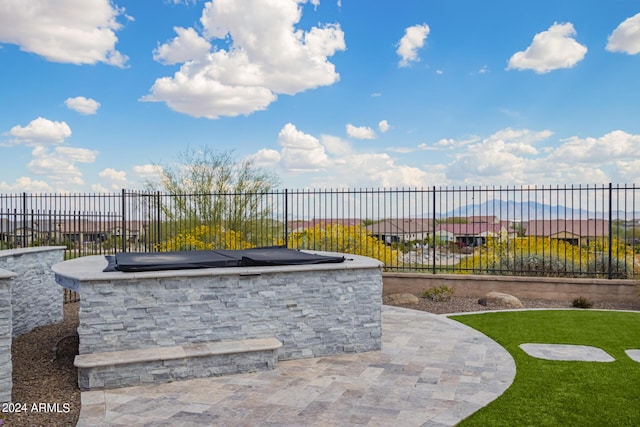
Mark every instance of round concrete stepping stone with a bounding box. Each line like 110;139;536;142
519;343;615;362
625;349;640;363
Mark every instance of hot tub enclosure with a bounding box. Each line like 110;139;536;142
53;250;384;390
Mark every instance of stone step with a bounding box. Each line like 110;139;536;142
75;337;282;390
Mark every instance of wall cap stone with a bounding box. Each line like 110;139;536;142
0;246;66;260
53;251;383;289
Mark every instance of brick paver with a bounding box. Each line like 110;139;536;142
77;306;516;426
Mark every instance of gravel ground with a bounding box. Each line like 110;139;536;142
3;302;80;427
3;296;639;427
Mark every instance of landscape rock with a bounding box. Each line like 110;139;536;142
384;293;420;305
478;291;524;308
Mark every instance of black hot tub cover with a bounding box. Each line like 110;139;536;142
105;246;345;272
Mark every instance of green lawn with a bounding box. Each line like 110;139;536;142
450;310;640;426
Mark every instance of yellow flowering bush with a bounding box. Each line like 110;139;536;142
288;224;398;267
158;224;255;251
457;235;636;278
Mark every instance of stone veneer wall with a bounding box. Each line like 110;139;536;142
0;268;15;404
0;247;65;337
76;264;382;360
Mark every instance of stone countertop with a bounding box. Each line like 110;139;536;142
53;251;383;291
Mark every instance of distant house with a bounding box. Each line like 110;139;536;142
524;219;609;246
365;219;433;244
435;222;511;247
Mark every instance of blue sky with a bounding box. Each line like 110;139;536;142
1;0;639;193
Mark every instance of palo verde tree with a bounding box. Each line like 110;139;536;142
146;147;279;246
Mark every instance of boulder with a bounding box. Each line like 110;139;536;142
384;293;420;305
478;291;524;308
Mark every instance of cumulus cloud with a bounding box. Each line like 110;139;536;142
0;176;52;193
278;123;329;171
507;22;587;73
7;117;71;144
378;120;390;133
446;128;553;184
248;148;282;168
346;124;376;140
397;23;430;67
0;0;128;66
28;145;98;188
549;130;640;163
606;13;640;55
65;96;101;115
153;27;211;64
95;167;128;191
142;0;346;119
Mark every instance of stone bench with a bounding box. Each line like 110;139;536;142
75;337;283;390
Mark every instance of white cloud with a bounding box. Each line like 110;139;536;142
507;22;587;73
549;130;640;163
96;167;128;191
320;135;352;156
99;168;127;182
606;13;640;55
346;124;376;140
248;148;282;168
142;0;346;119
378;120;390;133
397;23;430;67
7;117;71;144
65;96;101;115
0;0;128;67
153;27;211;65
616;159;640;183
0;176;52;193
446;128;553;184
278;123;329;171
28;145;98;188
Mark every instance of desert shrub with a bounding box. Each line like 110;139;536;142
422;285;454;302
483;254;585;278
587;255;636;279
572;297;593;309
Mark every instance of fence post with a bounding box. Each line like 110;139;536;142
608;183;613;279
284;189;288;247
432;186;436;274
121;189;127;253
156;191;161;250
22;192;27;248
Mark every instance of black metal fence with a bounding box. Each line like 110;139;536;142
2;184;639;285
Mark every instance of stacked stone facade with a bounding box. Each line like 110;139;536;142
0;247;64;337
0;269;14;403
76;263;383;360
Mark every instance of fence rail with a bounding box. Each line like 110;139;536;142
2;184;639;284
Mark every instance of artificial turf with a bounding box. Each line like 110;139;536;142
450;310;640;426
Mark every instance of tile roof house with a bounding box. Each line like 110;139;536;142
524;219;609;246
365;219;433;244
435;222;511;247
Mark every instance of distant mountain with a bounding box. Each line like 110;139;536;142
442;200;640;221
